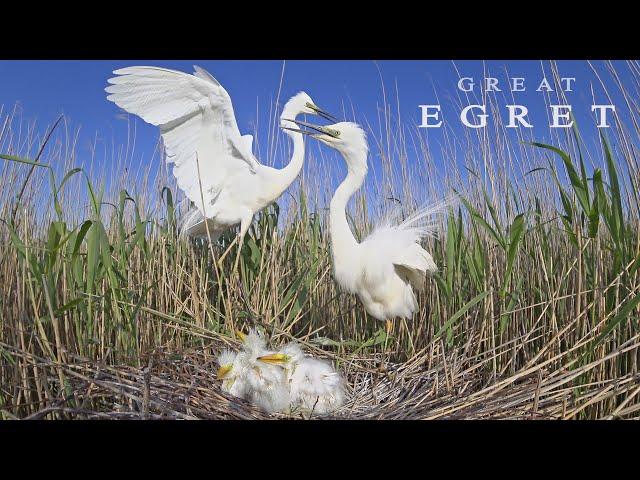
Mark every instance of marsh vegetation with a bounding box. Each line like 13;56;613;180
1;61;639;419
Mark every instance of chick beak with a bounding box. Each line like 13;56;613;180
305;102;337;122
217;365;232;379
257;353;291;365
235;330;246;342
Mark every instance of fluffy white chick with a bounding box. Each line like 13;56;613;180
238;328;267;355
258;343;345;415
238;329;290;414
216;349;250;399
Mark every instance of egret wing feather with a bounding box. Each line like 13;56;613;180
105;66;260;217
178;207;222;241
192;65;221;86
393;243;437;292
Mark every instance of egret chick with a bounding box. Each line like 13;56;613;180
237;329;290;413
259;343;345;415
216;349;250;399
237;328;267;355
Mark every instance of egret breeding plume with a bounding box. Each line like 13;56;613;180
105;65;335;268
287;120;450;323
258;343;345;415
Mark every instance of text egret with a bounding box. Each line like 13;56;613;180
105;65;335;269
258;343;345;415
289;120;448;323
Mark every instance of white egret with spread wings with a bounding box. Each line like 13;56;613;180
105;65;334;267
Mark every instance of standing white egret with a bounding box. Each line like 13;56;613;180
287;120;449;323
105;65;335;268
258;343;345;415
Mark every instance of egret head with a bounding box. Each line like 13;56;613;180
288;120;369;168
280;92;336;131
216;349;237;380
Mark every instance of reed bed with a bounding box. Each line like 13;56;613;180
1;60;639;419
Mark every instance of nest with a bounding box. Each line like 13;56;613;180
7;335;637;420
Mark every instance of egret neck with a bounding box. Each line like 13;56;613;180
329;145;368;265
273;109;306;199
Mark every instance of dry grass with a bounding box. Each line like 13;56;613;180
1;60;639;420
3;326;637;419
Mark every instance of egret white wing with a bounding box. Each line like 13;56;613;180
192;64;221;85
359;226;410;294
360;218;437;292
392;243;437;292
105;65;260;215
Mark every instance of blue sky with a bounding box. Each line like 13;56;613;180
0;60;636;201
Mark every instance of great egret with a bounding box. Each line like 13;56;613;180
105;65;335;268
258;343;345;415
287;120;448;323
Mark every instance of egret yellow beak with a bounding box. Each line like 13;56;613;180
235;330;246;342
257;353;290;365
217;365;232;379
